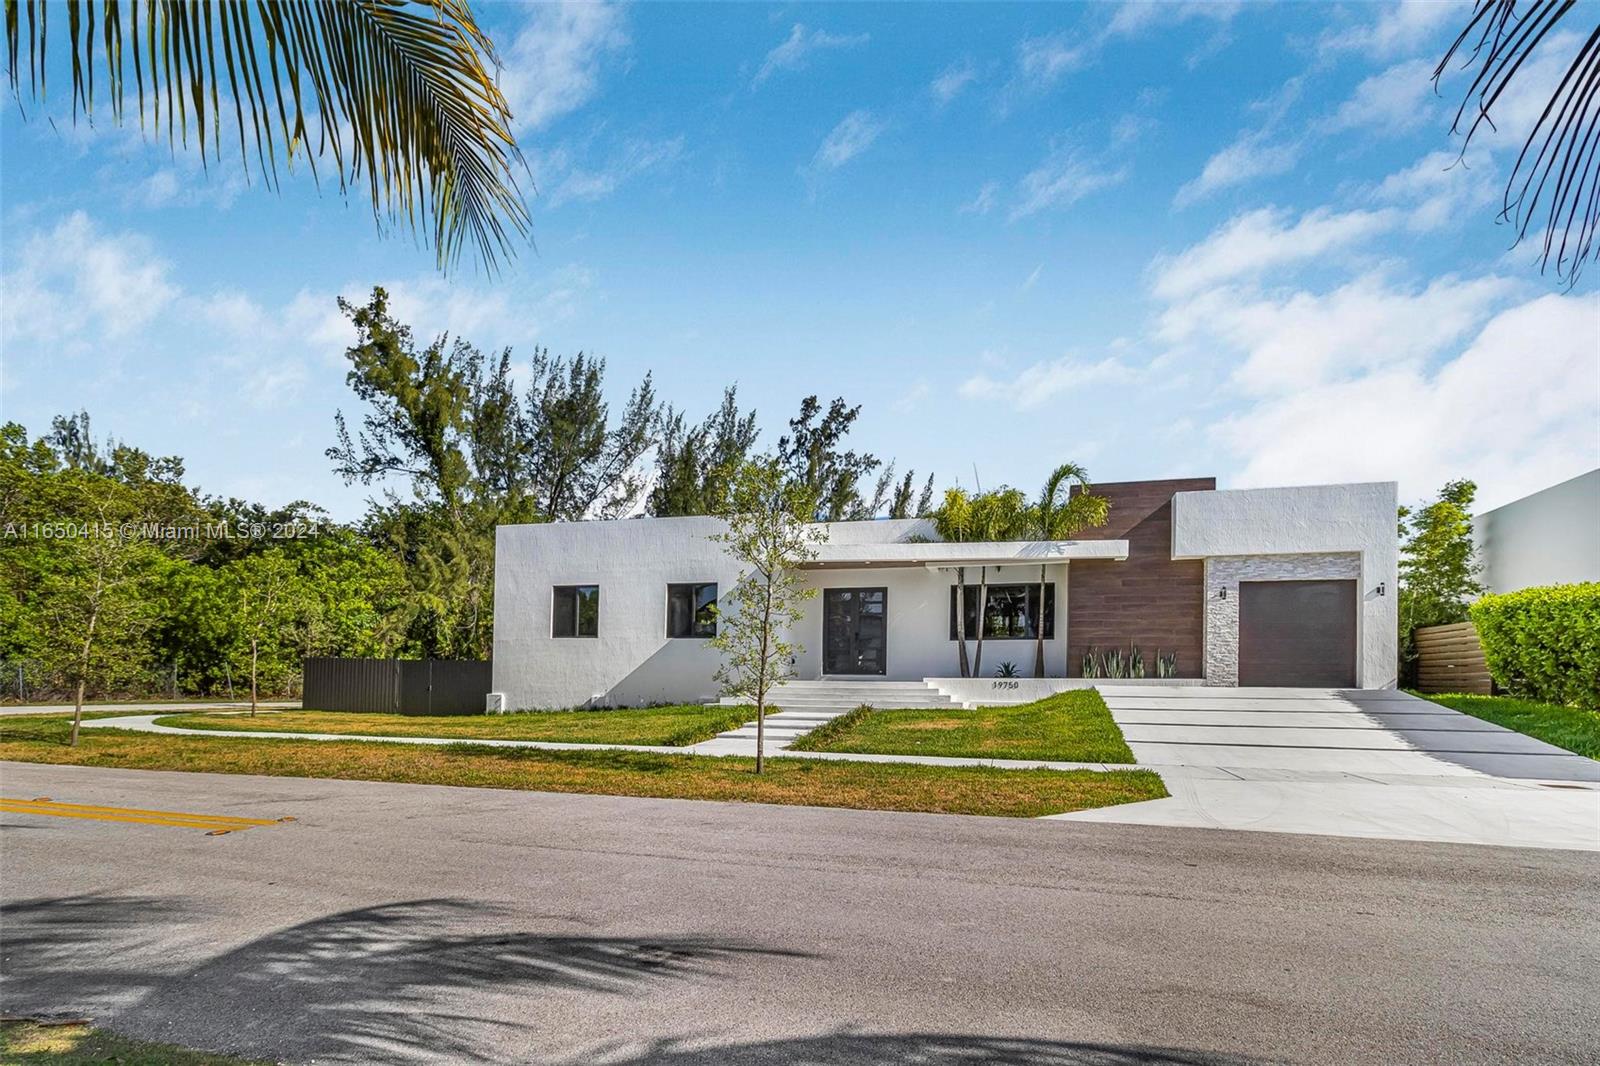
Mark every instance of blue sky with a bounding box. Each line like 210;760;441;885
3;0;1596;520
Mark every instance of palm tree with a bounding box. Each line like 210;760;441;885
1434;1;1600;285
965;486;1029;679
4;0;528;273
1028;464;1109;679
931;488;974;677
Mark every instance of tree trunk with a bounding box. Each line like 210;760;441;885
1034;564;1047;678
69;678;86;748
755;579;772;774
954;567;970;678
250;638;259;717
973;567;990;678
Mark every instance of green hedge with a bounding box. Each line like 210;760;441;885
1469;583;1600;709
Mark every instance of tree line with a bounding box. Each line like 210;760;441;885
0;288;934;713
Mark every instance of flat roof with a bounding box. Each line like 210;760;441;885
797;539;1130;570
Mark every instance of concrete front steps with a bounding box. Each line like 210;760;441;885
707;680;958;749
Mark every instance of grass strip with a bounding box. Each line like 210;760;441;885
1414;692;1600;759
155;704;755;748
789;688;1136;764
1;1019;269;1065
0;714;1165;819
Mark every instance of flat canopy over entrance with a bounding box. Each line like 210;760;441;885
797;539;1130;571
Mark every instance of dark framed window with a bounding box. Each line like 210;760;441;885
949;583;1054;640
667;582;718;638
552;585;599;638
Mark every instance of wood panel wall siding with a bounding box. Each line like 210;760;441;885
1413;621;1492;695
1067;478;1215;678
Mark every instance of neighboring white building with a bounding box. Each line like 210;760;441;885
1473;469;1600;595
491;478;1399;710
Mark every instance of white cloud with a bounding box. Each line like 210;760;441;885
754;24;869;87
501;1;628;131
1372;149;1498;231
960;355;1139;410
1162;272;1518;394
1175;129;1300;206
807;111;887;172
1010;152;1126;221
1149;206;1397;300
538;136;685;208
1212;293;1600;508
1325;59;1438;136
1106;1;1242;38
0;211;178;347
961;181;1000;216
930;60;977;105
1319;0;1461;58
1012;33;1088;94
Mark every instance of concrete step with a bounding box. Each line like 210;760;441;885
720;696;955;710
775;682;940;694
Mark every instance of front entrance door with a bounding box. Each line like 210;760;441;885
823;587;887;675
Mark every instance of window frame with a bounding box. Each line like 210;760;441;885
552;584;600;639
666;581;719;639
948;582;1055;641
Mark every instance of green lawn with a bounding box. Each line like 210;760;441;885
1;1020;268;1065
1416;692;1600;759
789;688;1137;764
0;713;1165;818
155;704;757;747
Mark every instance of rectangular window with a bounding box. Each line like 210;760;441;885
667;582;718;638
949;583;1055;640
552;585;599;638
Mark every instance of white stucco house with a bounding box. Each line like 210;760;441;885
490;478;1399;710
1472;469;1600;595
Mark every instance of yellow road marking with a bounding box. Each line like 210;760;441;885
0;797;293;834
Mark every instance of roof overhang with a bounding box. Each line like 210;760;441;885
796;539;1130;571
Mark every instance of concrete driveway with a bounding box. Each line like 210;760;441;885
1055;686;1600;850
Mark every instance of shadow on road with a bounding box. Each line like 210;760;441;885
567;1032;1266;1065
2;894;807;1063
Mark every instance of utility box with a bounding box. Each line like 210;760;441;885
485;692;507;714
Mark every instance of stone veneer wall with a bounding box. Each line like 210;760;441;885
1202;553;1361;686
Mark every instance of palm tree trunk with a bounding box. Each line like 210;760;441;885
953;567;970;678
973;567;989;678
1034;563;1047;678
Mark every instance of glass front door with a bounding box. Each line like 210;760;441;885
823;587;887;675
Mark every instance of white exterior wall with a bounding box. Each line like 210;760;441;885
491;516;1069;709
1172;482;1398;689
1472;469;1600;594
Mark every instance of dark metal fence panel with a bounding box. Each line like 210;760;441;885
303;658;490;715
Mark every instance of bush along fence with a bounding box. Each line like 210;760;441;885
1469;582;1600;710
1412;622;1492;695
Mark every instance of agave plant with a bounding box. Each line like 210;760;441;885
1100;647;1127;679
3;0;529;272
995;661;1019;678
1081;647;1101;678
1127;645;1144;679
1156;651;1178;679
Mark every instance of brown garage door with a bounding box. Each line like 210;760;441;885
1238;580;1357;687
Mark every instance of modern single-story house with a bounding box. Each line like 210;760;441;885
490;478;1398;710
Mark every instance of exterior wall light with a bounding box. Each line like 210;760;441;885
1376;582;1386;596
1217;587;1227;599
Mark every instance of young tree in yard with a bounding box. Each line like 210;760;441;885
708;460;825;773
1397;479;1485;683
35;487;161;746
226;549;311;716
1029;464;1110;678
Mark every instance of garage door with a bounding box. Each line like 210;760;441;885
1238;580;1357;687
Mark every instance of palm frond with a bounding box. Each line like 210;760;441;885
4;0;530;274
1435;0;1600;285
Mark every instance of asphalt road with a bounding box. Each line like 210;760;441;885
2;762;1596;1065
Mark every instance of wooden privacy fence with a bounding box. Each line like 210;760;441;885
303;658;492;715
1413;622;1492;695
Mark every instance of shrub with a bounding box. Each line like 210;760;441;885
1469;583;1600;709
